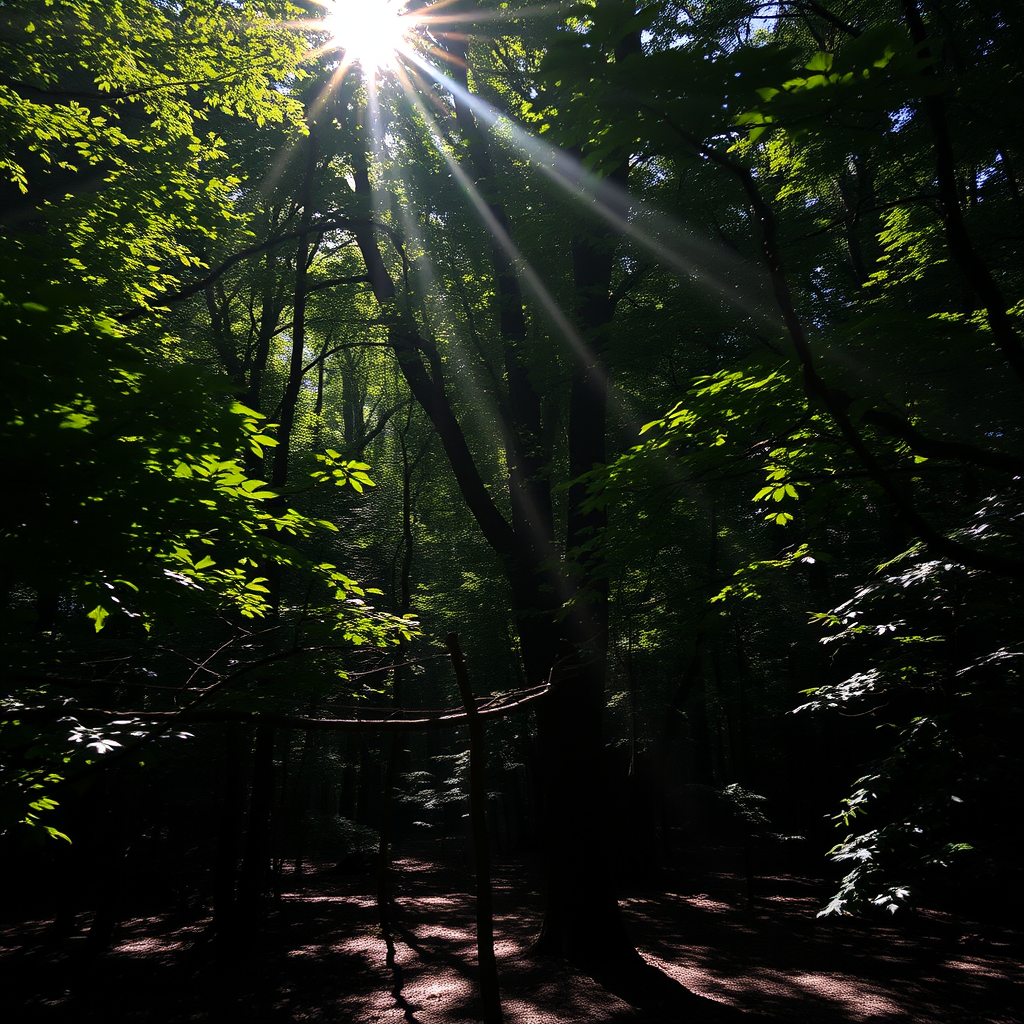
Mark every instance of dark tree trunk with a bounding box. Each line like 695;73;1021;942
213;722;246;935
345;39;642;970
447;633;503;1024
377;420;417;958
271;127;318;491
237;721;276;918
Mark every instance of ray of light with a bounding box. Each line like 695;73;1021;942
390;89;595;602
400;83;599;370
399;85;682;568
284;3;770;569
313;0;408;74
396;82;683;526
260;58;356;196
361;69;520;454
407;1;565;26
407;51;781;332
282;0;561;81
397;60;747;572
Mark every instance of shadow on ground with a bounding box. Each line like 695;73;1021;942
1;848;1019;1024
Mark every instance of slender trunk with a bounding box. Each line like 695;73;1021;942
377;423;416;960
446;633;503;1024
245;245;283;417
376;726;400;964
346;94;396;303
272;129;319;490
205;283;245;387
237;721;276;918
213;722;245;935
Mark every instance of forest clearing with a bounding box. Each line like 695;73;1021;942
2;0;1022;1020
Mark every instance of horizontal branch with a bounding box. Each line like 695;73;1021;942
117;215;403;322
75;681;552;733
858;404;1024;476
303;274;371;296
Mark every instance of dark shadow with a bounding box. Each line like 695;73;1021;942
385;931;421;1024
394;919;478;976
591;956;775;1022
2;850;1019;1024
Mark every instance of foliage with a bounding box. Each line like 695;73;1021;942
0;1;413;844
797;547;1024;914
1;268;364;633
0;263;415;838
3;0;1023;935
0;0;308;304
564;0;1024;914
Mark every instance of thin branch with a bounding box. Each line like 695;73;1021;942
784;193;941;245
857;404;1024;476
684;132;1024;580
303;274;372;296
117;215;403;322
902;0;1024;387
69;681;553;734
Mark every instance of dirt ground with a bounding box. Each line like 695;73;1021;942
2;847;1020;1024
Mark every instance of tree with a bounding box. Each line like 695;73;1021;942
0;0;411;857
568;0;1024;913
294;1;657;971
6;0;1021;983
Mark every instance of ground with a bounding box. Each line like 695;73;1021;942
2;845;1019;1023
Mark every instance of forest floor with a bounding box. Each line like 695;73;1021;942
2;844;1020;1024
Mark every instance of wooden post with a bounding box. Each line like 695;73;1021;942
446;632;503;1024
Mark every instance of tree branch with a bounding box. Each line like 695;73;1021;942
117;215;402;322
694;135;1024;580
902;0;1024;387
67;681;553;734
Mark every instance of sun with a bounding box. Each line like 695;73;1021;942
315;0;412;74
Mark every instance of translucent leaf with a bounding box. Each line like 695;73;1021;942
87;604;110;632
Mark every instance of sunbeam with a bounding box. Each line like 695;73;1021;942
405;50;781;331
278;0;777;553
360;75;532;510
314;0;408;73
398;84;673;560
391;54;746;575
402;87;612;378
293;0;779;337
369;89;568;554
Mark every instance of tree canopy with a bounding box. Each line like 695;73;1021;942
2;0;1022;981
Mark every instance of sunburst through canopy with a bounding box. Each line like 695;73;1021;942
313;0;412;74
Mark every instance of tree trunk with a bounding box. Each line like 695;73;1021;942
447;633;503;1024
271;127;318;491
345;44;640;970
237;721;276;919
213;722;246;935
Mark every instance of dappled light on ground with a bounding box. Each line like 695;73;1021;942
1;848;1019;1023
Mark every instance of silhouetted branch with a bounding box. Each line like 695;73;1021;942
117;215;404;321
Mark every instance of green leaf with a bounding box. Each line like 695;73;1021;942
87;605;110;632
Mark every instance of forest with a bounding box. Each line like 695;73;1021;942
0;0;1021;1021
